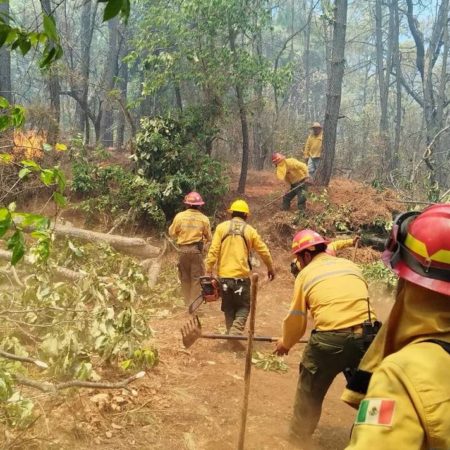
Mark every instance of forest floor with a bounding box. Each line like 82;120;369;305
2;169;400;450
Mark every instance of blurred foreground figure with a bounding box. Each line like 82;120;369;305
344;204;450;449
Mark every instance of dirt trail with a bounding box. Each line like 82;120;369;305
9;171;395;450
55;258;390;450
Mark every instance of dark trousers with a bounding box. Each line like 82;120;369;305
178;252;204;306
291;331;365;439
220;278;251;335
282;182;307;211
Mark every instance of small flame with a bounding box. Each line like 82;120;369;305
13;130;46;160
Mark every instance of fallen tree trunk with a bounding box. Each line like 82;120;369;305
52;224;160;258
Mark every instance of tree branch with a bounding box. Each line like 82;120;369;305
0;349;48;369
14;371;145;393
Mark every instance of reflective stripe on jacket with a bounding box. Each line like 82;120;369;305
205;217;273;278
168;209;212;245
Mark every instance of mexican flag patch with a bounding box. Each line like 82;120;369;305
355;398;395;426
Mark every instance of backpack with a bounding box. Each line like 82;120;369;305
220;219;252;270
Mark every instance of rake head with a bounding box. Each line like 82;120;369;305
181;315;202;348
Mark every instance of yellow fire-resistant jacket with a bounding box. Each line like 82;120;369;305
168;208;212;245
303;132;323;159
205;217;274;278
276;158;309;185
282;253;374;349
292;238;355;272
344;280;450;450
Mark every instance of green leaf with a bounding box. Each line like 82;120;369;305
7;230;25;265
0;153;13;165
0;115;10;130
40;169;55;186
0;96;9;109
21;159;40;170
43;15;58;42
103;0;122;21
18;38;31;55
0;208;12;238
42;143;53;152
18;168;31;179
53;191;67;207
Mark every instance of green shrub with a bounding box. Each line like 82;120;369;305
362;261;398;289
133;115;229;219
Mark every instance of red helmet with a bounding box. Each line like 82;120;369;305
183;191;205;206
382;204;450;295
272;153;285;165
292;229;330;255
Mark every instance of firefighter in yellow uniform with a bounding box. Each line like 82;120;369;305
205;200;275;335
169;192;212;306
275;229;377;443
272;153;309;211
344;204;450;449
303;121;323;177
290;236;359;277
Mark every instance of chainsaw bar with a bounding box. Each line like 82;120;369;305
188;294;204;315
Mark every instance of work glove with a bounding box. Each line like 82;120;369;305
268;269;275;281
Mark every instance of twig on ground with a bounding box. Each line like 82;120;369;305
13;371;146;393
0;349;48;369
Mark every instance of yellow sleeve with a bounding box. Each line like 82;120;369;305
205;225;223;273
248;228;274;271
346;363;425;450
168;214;180;238
282;276;307;349
329;238;354;252
203;218;212;243
304;136;311;159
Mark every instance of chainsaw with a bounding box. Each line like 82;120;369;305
188;276;221;314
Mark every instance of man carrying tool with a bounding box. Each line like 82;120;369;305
303;122;323;178
344;204;450;449
274;229;377;444
272;153;309;211
168;192;212;306
205;199;275;335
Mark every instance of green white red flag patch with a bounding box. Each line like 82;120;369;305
355;398;395;426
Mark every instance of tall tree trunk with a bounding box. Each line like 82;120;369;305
375;0;393;176
391;0;401;171
0;1;12;103
40;0;61;144
229;28;250;193
316;0;348;186
77;0;97;143
116;27;129;148
404;0;449;193
100;17;120;147
253;27;265;170
303;0;312;122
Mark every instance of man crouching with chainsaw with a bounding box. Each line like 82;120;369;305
205;199;275;335
274;229;379;445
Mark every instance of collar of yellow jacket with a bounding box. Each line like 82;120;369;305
276;160;287;181
341;279;450;407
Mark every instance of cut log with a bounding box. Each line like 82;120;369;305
52;224;160;258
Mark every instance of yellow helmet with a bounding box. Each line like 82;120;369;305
228;199;250;215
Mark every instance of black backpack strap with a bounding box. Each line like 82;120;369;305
423;339;450;354
345;369;372;394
